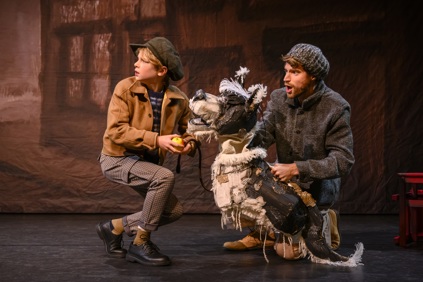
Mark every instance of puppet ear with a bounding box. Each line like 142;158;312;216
246;84;267;113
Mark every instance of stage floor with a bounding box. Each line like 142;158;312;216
0;213;421;282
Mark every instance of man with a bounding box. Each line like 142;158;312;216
224;43;354;258
96;37;196;266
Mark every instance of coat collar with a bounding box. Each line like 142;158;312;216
128;77;184;99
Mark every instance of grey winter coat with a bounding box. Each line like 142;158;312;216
254;81;354;208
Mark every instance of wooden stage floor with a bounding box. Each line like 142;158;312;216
0;213;421;282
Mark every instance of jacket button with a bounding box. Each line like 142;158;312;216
148;113;152;118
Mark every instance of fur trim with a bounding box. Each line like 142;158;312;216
189;130;216;142
214;147;267;167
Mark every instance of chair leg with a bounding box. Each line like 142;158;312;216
410;207;417;242
406;204;410;238
408;200;423;243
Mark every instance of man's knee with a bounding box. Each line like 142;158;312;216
274;242;306;260
274;234;306;260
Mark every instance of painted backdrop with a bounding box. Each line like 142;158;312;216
1;0;422;214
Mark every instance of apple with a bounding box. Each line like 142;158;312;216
171;137;185;151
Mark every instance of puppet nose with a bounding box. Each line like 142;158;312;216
193;89;206;101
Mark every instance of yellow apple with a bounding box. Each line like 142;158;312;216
171;137;184;151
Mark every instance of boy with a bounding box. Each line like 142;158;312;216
97;37;196;266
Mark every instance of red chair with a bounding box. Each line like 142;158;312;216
393;173;423;247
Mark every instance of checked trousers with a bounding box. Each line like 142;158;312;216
99;154;183;235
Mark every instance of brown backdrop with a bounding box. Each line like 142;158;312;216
0;0;422;214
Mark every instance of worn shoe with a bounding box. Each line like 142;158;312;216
96;221;127;258
126;241;171;266
223;229;275;251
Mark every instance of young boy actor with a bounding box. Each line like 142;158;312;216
96;37;196;266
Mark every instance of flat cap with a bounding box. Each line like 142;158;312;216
130;37;184;81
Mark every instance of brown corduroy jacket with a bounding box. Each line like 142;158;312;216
101;76;195;165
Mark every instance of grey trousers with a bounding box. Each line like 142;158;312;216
99;154;183;235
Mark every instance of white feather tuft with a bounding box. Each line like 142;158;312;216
219;78;249;99
248;84;268;105
235;66;250;84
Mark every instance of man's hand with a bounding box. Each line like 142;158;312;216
270;163;299;182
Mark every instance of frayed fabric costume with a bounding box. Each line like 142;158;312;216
188;67;363;266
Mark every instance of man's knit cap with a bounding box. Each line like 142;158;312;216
130;37;184;81
286;43;329;80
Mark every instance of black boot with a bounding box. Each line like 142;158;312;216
126;241;171;266
96;221;127;258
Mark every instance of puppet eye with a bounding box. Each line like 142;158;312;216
217;96;227;104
